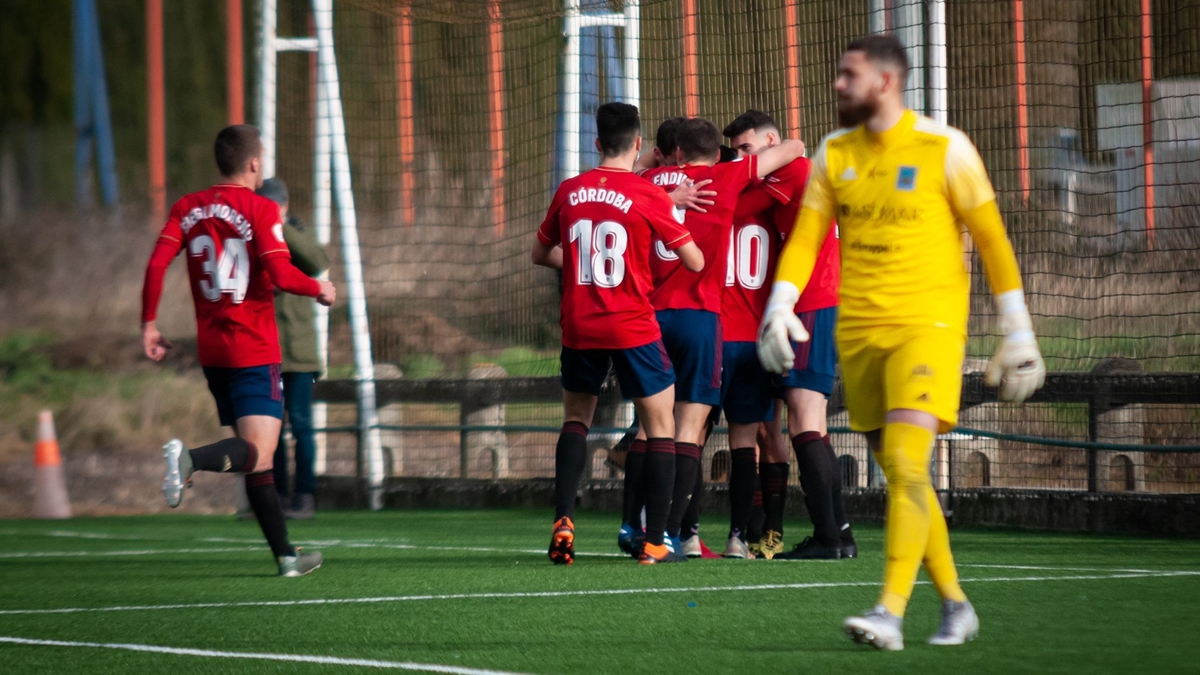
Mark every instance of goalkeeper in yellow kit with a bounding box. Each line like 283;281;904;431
758;35;1046;650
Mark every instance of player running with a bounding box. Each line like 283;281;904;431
140;125;336;577
758;35;1045;649
533;102;704;565
641;118;805;555
723;110;856;561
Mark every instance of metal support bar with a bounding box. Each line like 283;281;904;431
311;0;385;510
561;0;640;182
928;0;947;125
276;37;319;51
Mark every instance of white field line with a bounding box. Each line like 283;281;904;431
0;547;259;559
2;537;1186;572
0;636;535;675
1;570;1196;617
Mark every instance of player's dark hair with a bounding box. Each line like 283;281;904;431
674;117;722;163
655;116;686;155
722;110;779;139
214;124;263;177
846;34;910;81
596;102;642;157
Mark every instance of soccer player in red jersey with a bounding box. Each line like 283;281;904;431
140;125;336;577
532;102;704;565
724;111;856;561
643;118;805;553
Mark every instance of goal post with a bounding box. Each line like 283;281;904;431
258;0;385;509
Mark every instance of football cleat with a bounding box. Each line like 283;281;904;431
618;522;645;558
697;539;722;559
927;600;979;646
746;539;762;558
756;530;784;560
638;541;688;565
162;439;193;508
667;534;683;557
681;535;703;558
840;534;859;559
844;605;905;651
775;536;842;560
723;535;751;559
548;517;576;565
278;549;323;577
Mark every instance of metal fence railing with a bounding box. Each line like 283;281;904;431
311;370;1200;496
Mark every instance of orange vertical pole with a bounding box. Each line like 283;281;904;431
1013;0;1031;207
783;0;801;139
1140;0;1155;249
226;0;244;125
487;0;505;237
146;0;166;222
682;0;699;118
396;5;415;226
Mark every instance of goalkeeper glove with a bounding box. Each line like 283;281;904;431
757;281;810;374
985;290;1046;403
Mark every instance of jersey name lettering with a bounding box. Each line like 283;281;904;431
566;187;633;213
180;203;256;241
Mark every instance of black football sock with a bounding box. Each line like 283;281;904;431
793;431;839;546
666;442;702;538
728;447;757;541
245;472;295;558
189;437;258;473
748;474;765;542
681;456;704;540
622;439;647;527
553;421;589;521
761;461;790;534
643;438;676;546
824;434;854;540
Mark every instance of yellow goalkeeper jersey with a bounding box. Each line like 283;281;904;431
777;110;1022;337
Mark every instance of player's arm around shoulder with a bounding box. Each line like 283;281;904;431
755;139;806;178
644;183;703;272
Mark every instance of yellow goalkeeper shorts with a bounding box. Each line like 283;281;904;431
836;326;966;434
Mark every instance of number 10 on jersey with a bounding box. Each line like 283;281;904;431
570;219;628;288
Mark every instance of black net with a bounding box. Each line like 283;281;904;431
193;0;1200;488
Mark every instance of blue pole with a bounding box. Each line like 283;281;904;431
73;0;93;208
600;26;623;102
579;26;599;175
86;0;119;205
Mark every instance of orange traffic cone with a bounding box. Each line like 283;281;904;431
33;410;71;519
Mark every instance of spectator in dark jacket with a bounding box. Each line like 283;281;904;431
258;178;329;520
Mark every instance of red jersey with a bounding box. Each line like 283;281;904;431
646;156;758;313
722;176;791;342
538;167;693;350
766;158;840;312
153;185;294;368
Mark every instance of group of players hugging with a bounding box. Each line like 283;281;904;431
532;34;1047;649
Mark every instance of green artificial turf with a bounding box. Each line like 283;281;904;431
1;509;1198;674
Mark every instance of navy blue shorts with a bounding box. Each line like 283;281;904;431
657;309;722;406
203;364;284;427
560;340;675;399
778;306;839;397
721;341;775;424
